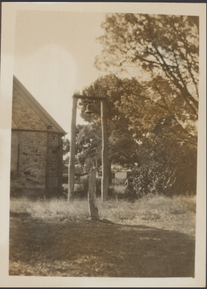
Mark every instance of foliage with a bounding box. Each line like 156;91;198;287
74;75;139;171
63;125;89;173
95;13;199;146
75;74;197;196
76;123;102;171
129;137;197;197
92;13;199;196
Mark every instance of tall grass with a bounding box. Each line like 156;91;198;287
10;197;89;220
98;195;196;233
10;194;196;236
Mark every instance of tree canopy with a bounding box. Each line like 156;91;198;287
94;13;199;147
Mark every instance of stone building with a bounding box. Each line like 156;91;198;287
10;76;67;198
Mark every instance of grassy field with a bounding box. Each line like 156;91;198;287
10;194;196;236
9;194;196;277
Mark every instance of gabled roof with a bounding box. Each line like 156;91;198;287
13;76;67;135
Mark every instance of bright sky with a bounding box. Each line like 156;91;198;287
14;10;106;137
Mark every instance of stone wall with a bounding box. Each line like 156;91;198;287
46;133;58;191
10;130;63;197
10;130;47;197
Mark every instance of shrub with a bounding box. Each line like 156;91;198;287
129;139;197;197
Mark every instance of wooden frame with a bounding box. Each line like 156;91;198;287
68;96;108;201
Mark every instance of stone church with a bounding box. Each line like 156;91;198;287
10;76;67;198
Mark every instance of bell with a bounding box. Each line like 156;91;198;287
85;104;93;115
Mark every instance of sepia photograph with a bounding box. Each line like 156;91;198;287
0;2;206;287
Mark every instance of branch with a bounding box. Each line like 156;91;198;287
153;82;197;139
183;50;199;99
120;78;168;112
92;131;102;141
153;44;198;115
152;129;197;147
174;52;198;107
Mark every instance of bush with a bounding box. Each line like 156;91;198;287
129;139;197;197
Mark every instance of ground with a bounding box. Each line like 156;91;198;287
9;210;195;277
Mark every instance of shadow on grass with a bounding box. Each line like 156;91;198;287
9;213;195;277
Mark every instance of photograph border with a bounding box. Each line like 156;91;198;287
0;2;206;287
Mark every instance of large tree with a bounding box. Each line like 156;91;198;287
95;13;199;147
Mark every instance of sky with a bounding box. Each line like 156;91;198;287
14;10;106;137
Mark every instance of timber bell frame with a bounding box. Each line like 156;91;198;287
68;95;108;201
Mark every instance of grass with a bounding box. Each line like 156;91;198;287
9;194;196;277
10;194;196;237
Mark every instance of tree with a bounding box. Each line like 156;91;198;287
92;13;199;196
95;13;199;147
76;75;139;171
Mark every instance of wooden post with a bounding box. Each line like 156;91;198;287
88;168;99;220
101;99;108;201
68;97;77;201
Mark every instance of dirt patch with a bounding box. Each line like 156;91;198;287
9;213;195;277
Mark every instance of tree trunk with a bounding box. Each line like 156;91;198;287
88;168;99;220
